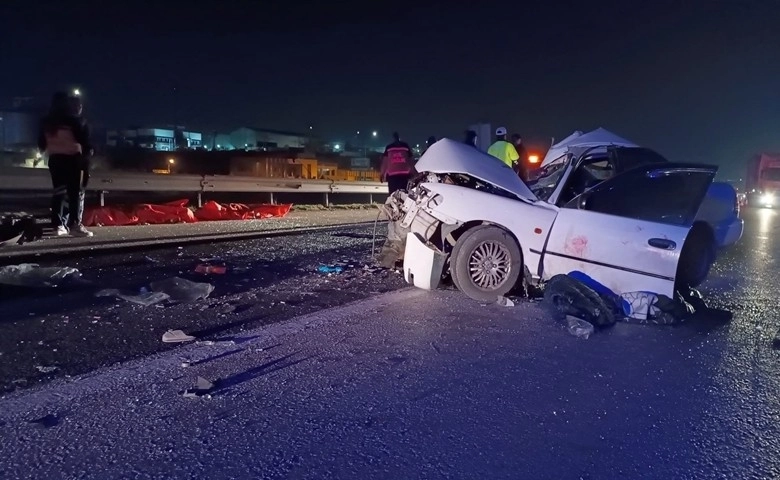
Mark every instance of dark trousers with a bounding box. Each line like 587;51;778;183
387;174;411;195
48;154;86;228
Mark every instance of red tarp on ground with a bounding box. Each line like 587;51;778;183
83;199;293;227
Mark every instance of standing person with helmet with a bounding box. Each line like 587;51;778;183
38;91;94;237
487;126;519;168
380;131;415;195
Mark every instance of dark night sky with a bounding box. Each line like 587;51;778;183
1;0;779;177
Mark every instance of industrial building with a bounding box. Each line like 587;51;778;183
204;127;311;151
106;127;203;151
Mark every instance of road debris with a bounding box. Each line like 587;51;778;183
182;376;215;398
0;264;83;288
317;265;344;274
96;289;170;306
566;316;595;339
162;330;196;343
496;296;515;307
195;264;227;275
150;277;215;302
35;365;59;374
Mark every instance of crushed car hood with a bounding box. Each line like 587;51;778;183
542;127;638;167
417;139;538;202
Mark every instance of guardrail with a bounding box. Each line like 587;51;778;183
0;167;389;205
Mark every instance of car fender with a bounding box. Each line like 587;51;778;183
419;182;558;277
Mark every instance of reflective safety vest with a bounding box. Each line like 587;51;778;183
385;146;412;176
45;127;82;156
487;140;519;167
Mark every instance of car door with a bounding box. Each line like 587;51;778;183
540;163;718;297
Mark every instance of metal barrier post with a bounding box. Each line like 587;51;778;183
269;192;275;205
324;192;330;207
197;191;203;208
99;191;106;207
369;193;374;204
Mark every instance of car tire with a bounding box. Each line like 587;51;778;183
677;223;716;289
450;225;523;302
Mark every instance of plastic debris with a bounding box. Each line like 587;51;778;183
96;289;170;306
150;277;215;302
496;296;515;307
182;376;215;398
0;264;82;288
317;265;344;274
35;365;59;374
195;264;227;275
162;330;196;343
566;316;595;339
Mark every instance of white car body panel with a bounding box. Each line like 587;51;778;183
417;182;558;277
404;232;448;290
416;139;537;202
542;209;690;297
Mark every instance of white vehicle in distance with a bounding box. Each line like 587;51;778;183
383;135;743;302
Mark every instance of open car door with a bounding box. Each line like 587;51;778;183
541;163;718;297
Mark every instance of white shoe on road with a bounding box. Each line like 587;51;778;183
54;226;69;237
70;224;93;237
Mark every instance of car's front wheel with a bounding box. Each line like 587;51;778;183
450;225;523;302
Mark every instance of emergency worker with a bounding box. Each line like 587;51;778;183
38;92;93;237
380;132;415;195
487;126;519;168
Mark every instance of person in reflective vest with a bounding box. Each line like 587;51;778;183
380;132;416;195
487;126;519;168
38;92;93;237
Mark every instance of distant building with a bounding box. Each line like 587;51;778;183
204;127;312;151
107;127;203;151
0;97;46;152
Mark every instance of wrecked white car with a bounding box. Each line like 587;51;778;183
380;137;744;302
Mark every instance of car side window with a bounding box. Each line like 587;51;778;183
564;168;714;226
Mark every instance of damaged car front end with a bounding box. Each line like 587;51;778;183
380;137;738;304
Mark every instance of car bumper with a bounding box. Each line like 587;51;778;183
714;217;743;248
402;232;447;290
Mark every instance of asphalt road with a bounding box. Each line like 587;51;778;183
0;208;779;479
0;223;406;393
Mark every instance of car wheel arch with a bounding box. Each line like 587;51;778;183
676;220;717;289
448;223;526;301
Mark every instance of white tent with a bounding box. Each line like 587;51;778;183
541;128;638;167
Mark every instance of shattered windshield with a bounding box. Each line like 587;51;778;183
529;156;569;201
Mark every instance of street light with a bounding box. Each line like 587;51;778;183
73;88;81;96
372;131;377;137
167;158;175;174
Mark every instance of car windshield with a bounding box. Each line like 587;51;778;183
529;155;569;201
